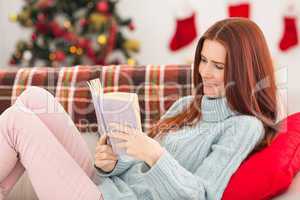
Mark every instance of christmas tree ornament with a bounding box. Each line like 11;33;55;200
97;34;107;45
63;20;72;29
25;20;33;27
127;58;136;65
76;48;83;56
128;22;135;31
49;21;65;38
31;33;37;41
97;1;109;13
15;51;22;59
35;0;55;9
79;19;88;27
168;0;197;51
9;13;18;22
54;51;66;61
123;40;140;52
37;13;46;22
23;50;32;61
89;13;107;29
228;0;250;18
69;46;77;54
10;59;17;65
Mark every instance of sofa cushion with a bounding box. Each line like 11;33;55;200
222;112;300;200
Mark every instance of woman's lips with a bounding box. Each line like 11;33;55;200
203;83;217;87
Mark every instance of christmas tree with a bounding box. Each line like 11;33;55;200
9;0;139;67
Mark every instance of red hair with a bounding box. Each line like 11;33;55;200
147;18;280;153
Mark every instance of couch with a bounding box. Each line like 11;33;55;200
0;64;299;200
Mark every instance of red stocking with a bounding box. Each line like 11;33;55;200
169;13;197;51
279;16;299;51
228;2;250;18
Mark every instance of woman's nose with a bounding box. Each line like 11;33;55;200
200;64;213;78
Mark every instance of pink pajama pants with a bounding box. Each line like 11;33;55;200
0;86;103;200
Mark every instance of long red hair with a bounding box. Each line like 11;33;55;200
147;18;280;153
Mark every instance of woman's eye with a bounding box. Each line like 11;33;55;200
201;58;207;63
215;64;224;70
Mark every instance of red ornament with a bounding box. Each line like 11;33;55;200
31;33;37;41
97;1;109;13
35;22;49;34
54;51;65;61
37;13;46;22
36;0;54;9
79;19;88;27
9;59;16;65
78;38;91;49
95;57;105;65
128;22;135;31
63;32;77;42
49;21;65;37
86;46;96;60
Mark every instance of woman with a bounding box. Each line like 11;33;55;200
0;17;279;200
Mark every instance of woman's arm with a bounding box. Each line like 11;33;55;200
140;116;265;200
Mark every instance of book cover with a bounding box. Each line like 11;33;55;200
87;78;142;158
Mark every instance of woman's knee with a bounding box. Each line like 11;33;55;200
16;86;55;111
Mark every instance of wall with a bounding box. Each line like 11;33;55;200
0;0;299;114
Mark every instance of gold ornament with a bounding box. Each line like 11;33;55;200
9;13;18;22
76;48;83;55
123;40;140;53
69;46;77;54
18;10;30;21
49;53;56;60
15;51;22;59
97;34;107;45
25;20;33;27
89;13;107;29
127;58;136;65
63;21;71;29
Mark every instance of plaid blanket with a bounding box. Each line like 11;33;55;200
0;65;193;134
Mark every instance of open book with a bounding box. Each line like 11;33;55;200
87;78;142;157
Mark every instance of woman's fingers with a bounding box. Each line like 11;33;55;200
95;152;118;161
96;144;114;153
109;132;129;141
95;159;117;168
98;133;108;145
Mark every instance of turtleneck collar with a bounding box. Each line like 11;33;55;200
201;95;238;122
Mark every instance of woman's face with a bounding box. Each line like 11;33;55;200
198;39;226;98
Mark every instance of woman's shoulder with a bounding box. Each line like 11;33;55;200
226;114;265;134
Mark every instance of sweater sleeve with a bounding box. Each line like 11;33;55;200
141;116;265;200
94;155;139;177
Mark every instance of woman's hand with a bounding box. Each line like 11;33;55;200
108;123;165;167
94;133;118;172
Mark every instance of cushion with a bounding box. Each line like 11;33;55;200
222;112;300;200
